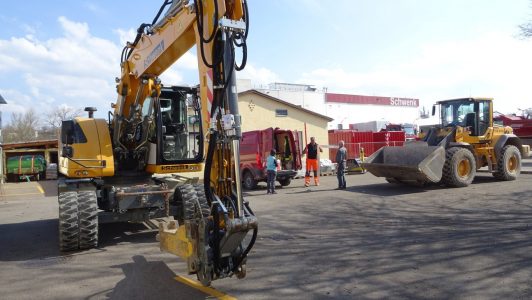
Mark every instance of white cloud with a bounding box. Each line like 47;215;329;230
238;63;282;85
114;28;136;46
297;31;532;114
0;16;123;122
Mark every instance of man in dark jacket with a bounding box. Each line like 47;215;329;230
335;140;347;189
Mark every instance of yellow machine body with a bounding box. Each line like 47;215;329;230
58;118;114;178
363;98;528;186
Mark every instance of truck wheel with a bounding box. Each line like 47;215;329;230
58;191;79;252
442;147;476;187
279;178;291;187
242;171;257;190
78;190;98;249
493;145;521;181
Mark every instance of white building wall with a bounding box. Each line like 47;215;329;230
237;79;421;130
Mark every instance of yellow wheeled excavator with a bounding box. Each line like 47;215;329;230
58;0;257;286
363;97;530;187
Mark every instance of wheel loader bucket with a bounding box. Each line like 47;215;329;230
361;142;446;183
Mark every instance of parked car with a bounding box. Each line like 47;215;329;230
240;128;302;189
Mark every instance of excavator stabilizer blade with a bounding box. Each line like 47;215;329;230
157;220;193;258
361;142;446;183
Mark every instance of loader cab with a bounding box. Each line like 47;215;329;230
438;98;493;137
155;86;203;165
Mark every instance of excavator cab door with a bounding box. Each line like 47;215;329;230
155;86;203;165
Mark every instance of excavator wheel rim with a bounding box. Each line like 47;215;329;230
457;158;471;178
508;155;517;172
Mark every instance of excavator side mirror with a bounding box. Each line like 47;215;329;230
432;105;436;116
62;145;74;158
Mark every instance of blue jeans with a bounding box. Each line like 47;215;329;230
337;164;346;188
267;170;276;193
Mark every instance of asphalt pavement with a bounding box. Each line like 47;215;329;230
1;172;532;299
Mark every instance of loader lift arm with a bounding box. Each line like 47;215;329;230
113;0;257;285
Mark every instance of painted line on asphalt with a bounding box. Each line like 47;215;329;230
36;185;44;193
0;192;43;197
174;276;237;300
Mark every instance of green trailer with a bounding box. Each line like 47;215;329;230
6;155;47;182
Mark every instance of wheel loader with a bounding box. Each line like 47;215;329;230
57;0;256;286
362;98;530;187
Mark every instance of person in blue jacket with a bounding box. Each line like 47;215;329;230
266;149;278;194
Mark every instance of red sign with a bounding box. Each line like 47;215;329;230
326;93;419;107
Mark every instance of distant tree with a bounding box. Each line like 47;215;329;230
3;109;41;143
519;23;532;39
44;105;83;130
520;1;532;38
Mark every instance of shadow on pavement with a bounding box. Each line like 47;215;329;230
102;255;209;300
0;219;60;261
0;219;158;261
98;222;158;248
249;188;532;299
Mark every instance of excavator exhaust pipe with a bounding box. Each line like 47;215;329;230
361;142;446;184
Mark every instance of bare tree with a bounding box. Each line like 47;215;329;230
44;105;83;130
3;109;41;143
520;1;532;38
519;23;532;39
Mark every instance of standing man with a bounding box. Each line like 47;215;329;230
336;140;347;189
302;136;323;187
266;149;278;194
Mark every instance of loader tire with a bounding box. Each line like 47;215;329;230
58;191;79;252
78;190;98;249
493;145;521;181
442;147;476;188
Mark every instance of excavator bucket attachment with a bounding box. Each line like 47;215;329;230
361;142;446;183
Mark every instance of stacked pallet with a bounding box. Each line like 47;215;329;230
46;163;58;180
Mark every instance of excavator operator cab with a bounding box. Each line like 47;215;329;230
156;86;202;164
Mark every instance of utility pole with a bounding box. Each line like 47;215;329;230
0;94;7;184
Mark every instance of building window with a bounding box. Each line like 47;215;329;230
275;109;288;117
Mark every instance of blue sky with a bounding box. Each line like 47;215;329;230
1;0;531;124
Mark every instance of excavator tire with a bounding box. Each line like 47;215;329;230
175;184;195;224
493;145;521;181
58;191;79;252
78;190;98;249
193;184;211;218
179;184;210;222
441;147;476;188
